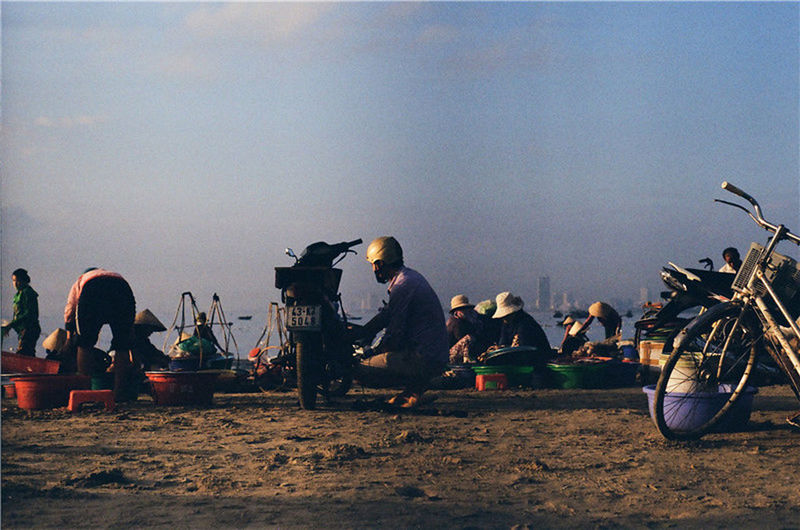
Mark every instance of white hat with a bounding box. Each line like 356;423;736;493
560;315;576;327
568;322;584;337
493;292;524;319
449;294;473;313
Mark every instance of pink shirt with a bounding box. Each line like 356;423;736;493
64;269;125;326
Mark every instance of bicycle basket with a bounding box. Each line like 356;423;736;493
733;242;800;317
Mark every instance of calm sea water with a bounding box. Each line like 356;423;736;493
209;309;640;360
17;309;641;360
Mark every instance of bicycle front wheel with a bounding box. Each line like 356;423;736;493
653;302;760;440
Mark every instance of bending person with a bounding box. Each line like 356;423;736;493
64;267;136;401
575;301;622;340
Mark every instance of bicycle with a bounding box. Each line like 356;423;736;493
653;182;800;440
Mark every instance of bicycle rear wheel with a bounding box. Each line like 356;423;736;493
653;302;760;440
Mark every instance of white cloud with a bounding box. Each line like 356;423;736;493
34;114;108;129
153;49;217;80
415;24;460;46
183;3;333;45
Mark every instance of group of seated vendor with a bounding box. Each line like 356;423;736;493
445;291;551;368
446;294;624;365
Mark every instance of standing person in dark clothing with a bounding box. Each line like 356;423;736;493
354;236;448;408
2;268;41;357
64;267;136;401
489;291;552;367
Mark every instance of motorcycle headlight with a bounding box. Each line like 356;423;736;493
661;270;687;292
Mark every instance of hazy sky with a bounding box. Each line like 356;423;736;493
1;2;798;334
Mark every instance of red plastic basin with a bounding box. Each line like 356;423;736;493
12;374;90;410
145;371;217;406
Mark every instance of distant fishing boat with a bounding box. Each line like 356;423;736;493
238;315;253;320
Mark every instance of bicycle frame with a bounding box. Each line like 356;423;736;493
718;182;800;399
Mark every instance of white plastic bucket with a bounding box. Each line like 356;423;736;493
661;352;710;393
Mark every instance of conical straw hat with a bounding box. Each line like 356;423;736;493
134;309;166;331
42;328;68;352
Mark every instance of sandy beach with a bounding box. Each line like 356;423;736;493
3;383;799;528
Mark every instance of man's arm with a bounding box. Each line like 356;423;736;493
355;306;390;344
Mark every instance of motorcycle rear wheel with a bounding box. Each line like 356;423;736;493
653;303;760;440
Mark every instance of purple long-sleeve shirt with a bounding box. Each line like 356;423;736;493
367;266;448;364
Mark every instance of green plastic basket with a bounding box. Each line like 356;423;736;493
546;362;608;389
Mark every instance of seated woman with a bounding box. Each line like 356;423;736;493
446;295;483;364
193;312;224;352
479;292;552;368
132;309;170;371
559;317;588;357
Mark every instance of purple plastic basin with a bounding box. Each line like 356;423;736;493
643;384;757;433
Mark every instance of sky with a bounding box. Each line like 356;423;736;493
1;2;798;345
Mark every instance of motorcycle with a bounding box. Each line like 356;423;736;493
274;238;362;409
634;262;734;384
635;261;735;349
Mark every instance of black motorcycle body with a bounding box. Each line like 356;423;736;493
275;239;362;409
635;263;734;357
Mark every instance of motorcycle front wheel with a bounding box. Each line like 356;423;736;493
653;303;760;440
295;335;321;410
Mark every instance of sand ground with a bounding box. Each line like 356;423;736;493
2;383;799;529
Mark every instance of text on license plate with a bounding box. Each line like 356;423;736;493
287;305;322;330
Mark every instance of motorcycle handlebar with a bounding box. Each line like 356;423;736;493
332;239;362;253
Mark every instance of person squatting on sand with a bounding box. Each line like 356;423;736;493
479;291;552;369
64;267;137;401
132;309;170;372
352;236;448;409
446;294;485;364
2;268;41;357
558;315;589;357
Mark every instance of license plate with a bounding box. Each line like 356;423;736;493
286;305;322;330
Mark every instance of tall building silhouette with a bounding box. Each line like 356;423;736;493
537;276;551;311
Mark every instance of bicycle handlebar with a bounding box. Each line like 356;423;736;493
721;181;757;205
720;181;800;246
